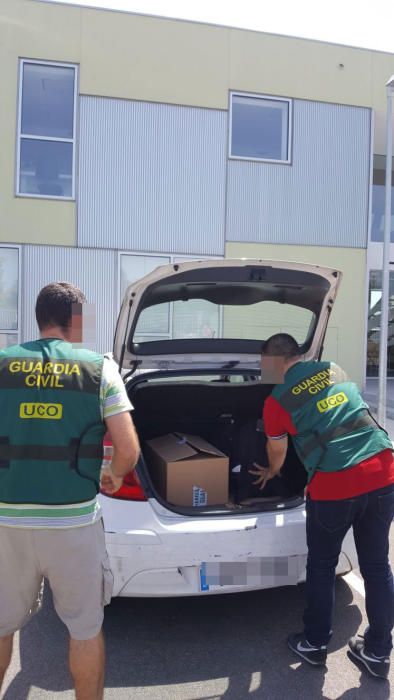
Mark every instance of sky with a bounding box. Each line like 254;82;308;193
44;0;394;53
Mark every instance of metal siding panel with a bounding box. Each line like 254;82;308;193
226;101;371;248
22;246;117;353
78;98;227;255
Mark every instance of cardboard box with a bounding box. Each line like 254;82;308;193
144;433;229;506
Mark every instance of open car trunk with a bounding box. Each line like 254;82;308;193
115;260;341;515
128;372;308;515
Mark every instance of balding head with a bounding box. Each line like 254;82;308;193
261;333;301;359
260;333;301;383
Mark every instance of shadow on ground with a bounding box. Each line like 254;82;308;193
3;576;387;700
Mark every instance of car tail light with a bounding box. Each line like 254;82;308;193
101;433;147;501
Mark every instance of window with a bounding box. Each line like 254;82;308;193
223;302;313;345
17;60;77;199
367;269;394;376
120;254;315;348
120;255;171;342
371;155;394;242
119;254;221;343
0;247;20;348
230;92;292;163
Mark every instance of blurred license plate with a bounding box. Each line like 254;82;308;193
199;556;301;591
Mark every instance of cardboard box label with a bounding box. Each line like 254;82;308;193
192;485;208;506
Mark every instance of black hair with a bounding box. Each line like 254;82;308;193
261;333;300;358
35;282;87;331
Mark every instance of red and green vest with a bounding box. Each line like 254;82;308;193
0;339;105;504
271;361;392;482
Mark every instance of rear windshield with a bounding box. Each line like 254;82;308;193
133;298;315;345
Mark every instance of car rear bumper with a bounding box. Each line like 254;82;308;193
101;499;357;597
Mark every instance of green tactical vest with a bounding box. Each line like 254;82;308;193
0;338;106;504
271;360;392;482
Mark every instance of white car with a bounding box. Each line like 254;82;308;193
100;259;357;597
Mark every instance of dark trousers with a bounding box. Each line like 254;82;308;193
303;483;394;657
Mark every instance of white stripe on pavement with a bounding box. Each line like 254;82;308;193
343;571;365;597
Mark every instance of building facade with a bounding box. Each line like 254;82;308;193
2;0;394;387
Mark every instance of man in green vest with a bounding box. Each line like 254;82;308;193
0;282;140;700
250;333;394;680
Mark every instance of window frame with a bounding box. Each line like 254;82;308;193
118;253;172;339
366;266;394;378
229;91;293;164
0;245;21;345
16;58;78;201
117;251;223;342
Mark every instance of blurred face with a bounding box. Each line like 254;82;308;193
260;353;286;384
68;303;96;346
68;303;83;343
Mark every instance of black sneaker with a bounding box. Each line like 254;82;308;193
287;633;327;666
348;635;390;680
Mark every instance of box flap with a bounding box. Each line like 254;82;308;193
174;433;226;458
146;433;198;462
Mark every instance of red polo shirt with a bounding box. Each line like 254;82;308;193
263;395;394;500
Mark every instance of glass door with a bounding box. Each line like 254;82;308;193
367;268;394;376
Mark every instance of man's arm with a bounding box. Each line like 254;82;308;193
249;395;292;490
99;358;140;493
100;412;140;495
104;411;140;477
266;435;288;477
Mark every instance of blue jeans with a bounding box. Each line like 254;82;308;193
303;483;394;657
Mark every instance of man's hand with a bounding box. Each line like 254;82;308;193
100;466;123;495
248;463;275;491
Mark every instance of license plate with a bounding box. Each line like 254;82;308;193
200;556;302;591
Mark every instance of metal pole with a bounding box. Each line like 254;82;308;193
377;77;394;426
